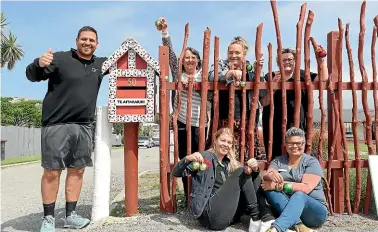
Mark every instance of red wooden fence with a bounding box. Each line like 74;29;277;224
158;0;378;215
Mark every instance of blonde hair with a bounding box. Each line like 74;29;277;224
210;127;241;173
228;36;249;55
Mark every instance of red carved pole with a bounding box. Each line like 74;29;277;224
336;19;352;215
248;23;263;159
228;62;235;132
240;60;247;165
293;3;307;128
327;77;342;211
171;23;189;212
311;37;334;216
159;45;173;213
358;1;374;215
267;43;274;163
124;122;139;216
345;23;363;214
185;73;193;209
304;10;314;154
310;38;326;162
327;31;344;214
199;28;211;152
270;0;287;153
212;37;220;142
372;17;378;154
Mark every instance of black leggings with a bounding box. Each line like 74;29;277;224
198;167;274;230
178;121;207;202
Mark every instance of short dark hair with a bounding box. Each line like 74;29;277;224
276;47;296;64
77;26;98;41
182;47;202;72
281;48;296;57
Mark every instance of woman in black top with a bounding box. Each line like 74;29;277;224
172;127;275;231
261;47;328;160
208;36;268;163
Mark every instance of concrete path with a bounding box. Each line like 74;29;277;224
1;147;160;232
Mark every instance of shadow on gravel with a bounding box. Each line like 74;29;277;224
1;205;92;232
149;211;250;231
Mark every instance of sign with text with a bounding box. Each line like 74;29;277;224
116;98;148;106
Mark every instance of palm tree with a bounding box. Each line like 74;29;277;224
1;12;24;71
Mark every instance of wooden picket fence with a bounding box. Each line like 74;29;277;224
158;0;378;215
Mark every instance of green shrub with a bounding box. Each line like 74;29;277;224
311;128;329;161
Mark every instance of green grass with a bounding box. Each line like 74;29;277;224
1;154;41;165
347;143;375;153
112;146;124;150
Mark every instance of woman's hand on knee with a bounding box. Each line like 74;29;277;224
185;152;203;163
261;180;283;191
264;168;284;183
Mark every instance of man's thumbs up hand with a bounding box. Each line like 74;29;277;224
39;48;53;67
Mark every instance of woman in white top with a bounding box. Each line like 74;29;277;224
156;17;211;206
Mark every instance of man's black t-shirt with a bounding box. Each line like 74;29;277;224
26;49;107;127
262;69;317;156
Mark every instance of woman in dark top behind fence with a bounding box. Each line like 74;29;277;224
208;36;269;163
172;127;275;232
156;17;211;206
261;47;328;160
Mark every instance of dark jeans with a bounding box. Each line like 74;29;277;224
198;167;274;230
265;191;328;232
178;121;207;203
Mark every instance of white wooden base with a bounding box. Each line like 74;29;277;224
368;155;378;216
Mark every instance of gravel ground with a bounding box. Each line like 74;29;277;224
82;172;378;232
1;147;160;232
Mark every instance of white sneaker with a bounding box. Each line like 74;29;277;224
249;219;262;232
259;220;274;232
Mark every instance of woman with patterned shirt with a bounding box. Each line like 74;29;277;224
208;36;268;163
156;17;211;205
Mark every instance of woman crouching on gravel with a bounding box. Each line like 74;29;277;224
172;127;275;232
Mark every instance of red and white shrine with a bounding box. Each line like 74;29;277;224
102;38;160;123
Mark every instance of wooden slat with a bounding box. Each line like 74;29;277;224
116;106;145;115
116;89;146;98
164;81;377;90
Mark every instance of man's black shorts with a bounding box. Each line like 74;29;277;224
41;123;94;170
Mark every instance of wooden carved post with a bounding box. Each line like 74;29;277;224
358;1;374;214
327;31;344;214
199;28;211;152
171;23;189;212
336;19;352;215
248;23;263;159
159;45;173;213
211;37;220;142
304;10;314;154
345;23;363;214
293;3;306;128
270;0;287;153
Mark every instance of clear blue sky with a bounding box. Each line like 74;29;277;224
2;1;377;109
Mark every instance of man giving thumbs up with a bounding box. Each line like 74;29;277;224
25;26;108;232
